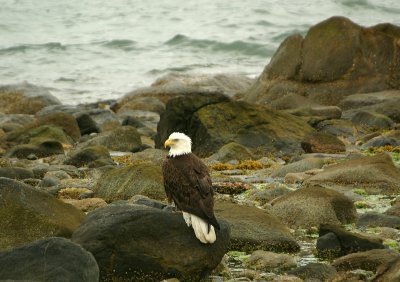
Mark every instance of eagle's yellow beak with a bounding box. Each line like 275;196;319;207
164;139;174;148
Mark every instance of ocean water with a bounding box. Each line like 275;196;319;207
1;0;400;105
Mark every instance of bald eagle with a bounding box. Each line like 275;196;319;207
162;132;220;244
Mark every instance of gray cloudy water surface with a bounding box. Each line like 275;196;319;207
1;0;400;105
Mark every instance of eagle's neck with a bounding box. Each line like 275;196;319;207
168;149;191;158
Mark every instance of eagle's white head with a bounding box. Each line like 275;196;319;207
164;132;192;157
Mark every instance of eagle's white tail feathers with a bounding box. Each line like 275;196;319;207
183;213;216;244
182;212;192;227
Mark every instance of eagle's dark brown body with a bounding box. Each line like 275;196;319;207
162;153;220;230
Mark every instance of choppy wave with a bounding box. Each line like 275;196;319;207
338;0;400;14
99;39;137;51
0;42;66;54
148;63;220;75
165;34;273;57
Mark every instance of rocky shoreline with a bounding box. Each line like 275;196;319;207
1;16;400;281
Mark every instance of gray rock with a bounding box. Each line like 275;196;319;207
316;119;357;139
287;106;342;120
272;157;325;178
246;186;292;206
245;250;297;271
332;249;400;272
316;232;341;259
215;199;299;253
0;82;61;114
270;186;357;229
0;177;85;250
0;237;99;282
385;199;400;217
129;148;168;166
357;212;400;229
318;224;385;257
5;140;64;159
362;136;400;149
287;263;337;281
72;203;230;281
304;153;400;195
38;176;59;188
340;90;400;123
64;145;115;168
244;17;400;106
84;108;121;132
93;162;166;201
374;256;400;282
351;111;394;130
208;142;255;163
76;113;100;136
0;113;35;131
0;167;34;180
82;125;142;152
156;94;314;157
301;131;346;154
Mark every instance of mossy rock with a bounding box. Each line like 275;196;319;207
5;140;64;159
270;186;357;229
35;112;81;142
6;113;81;146
94;162;166;201
215;199;299;253
156;93;314;157
0;82;61;114
191;101;314;157
64;145;114;168
301;131;346;153
351;111;394;130
208;142;255;162
0;177;85;250
84;126;142;152
243;17;400;106
304;153;400;194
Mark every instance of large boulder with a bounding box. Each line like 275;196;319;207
82;125;142;152
207;142;256;162
287;263;337;282
214;199;300;253
5;112;81;150
339;90;400;123
357;212;400;229
156;94;314;157
332;249;400;272
75;113;101;135
245;250;297;272
0;177;85;250
272;157;325;178
72;203;230;281
4;140;64;159
64;145;115;168
270;186;357;229
115;73;255;113
301;132;346;154
351;111;395;130
374;257;400;282
0;167;34;180
304;153;400;195
0;82;61;114
317;224;385;258
243;17;400;106
93;162;166;201
0;237;99;282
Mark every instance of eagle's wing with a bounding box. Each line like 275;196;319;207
162;154;220;229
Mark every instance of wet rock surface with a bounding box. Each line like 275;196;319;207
1;15;400;282
72;203;230;281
